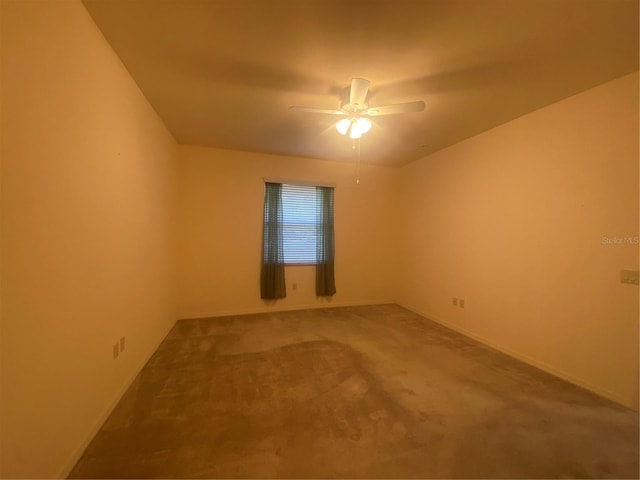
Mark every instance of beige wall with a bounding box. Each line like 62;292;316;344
398;72;639;409
176;146;398;318
1;1;176;477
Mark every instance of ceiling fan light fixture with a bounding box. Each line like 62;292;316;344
336;116;371;138
336;118;351;135
349;127;362;139
355;117;372;134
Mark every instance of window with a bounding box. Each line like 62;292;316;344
261;181;335;299
281;183;318;264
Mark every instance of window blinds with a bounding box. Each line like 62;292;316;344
281;183;317;264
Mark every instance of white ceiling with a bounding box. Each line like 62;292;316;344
82;0;638;167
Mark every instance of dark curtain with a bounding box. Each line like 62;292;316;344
261;183;286;299
316;186;336;296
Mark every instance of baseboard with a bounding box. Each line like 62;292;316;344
57;318;177;478
397;302;635;410
177;299;396;320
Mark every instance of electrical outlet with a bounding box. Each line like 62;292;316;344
113;343;119;359
453;297;458;306
120;336;126;352
460;299;465;308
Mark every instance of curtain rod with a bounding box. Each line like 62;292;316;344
263;177;336;188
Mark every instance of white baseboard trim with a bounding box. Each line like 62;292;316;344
397;302;635;410
57;318;177;478
177;299;397;320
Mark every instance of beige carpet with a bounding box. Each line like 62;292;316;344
69;304;638;478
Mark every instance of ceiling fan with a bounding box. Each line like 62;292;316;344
290;78;425;139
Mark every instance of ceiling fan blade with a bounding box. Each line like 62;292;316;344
366;101;426;116
349;78;370;107
289;106;345;115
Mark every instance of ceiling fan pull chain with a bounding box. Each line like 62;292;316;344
356;138;361;185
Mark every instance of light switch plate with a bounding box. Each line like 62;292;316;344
620;270;639;285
